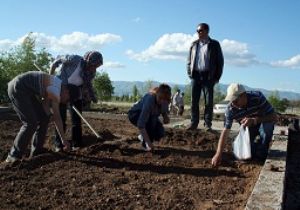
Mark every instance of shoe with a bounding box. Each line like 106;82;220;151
138;135;151;151
141;141;152;151
5;154;20;163
54;146;63;153
138;134;143;142
186;124;198;131
204;127;212;132
30;148;49;158
71;146;80;151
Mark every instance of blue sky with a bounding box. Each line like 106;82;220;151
1;0;300;93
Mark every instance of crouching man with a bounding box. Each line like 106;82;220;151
5;71;70;163
212;83;278;166
128;84;171;151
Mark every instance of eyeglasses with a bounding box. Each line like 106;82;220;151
197;29;205;33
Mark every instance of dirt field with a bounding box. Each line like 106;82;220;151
0;112;263;210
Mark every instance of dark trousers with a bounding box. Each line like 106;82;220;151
190;72;214;128
248;122;274;160
54;86;83;148
7;83;50;158
128;111;164;142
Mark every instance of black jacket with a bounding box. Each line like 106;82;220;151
187;37;224;82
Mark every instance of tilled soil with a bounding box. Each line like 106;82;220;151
0;113;262;210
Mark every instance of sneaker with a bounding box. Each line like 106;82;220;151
141;141;152;152
138;135;152;151
138;134;143;142
204;127;212;132
71;146;80;151
30;148;49;158
186;124;198;131
5;154;20;163
54;146;63;153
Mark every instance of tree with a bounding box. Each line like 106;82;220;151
268;91;289;113
93;72;114;101
184;83;192;105
214;84;225;104
131;84;141;102
143;79;154;94
172;85;180;95
0;33;53;102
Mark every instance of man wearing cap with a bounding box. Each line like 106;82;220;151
49;51;103;151
187;23;224;131
211;83;278;166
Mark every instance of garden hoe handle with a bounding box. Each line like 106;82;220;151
72;106;101;139
33;62;43;72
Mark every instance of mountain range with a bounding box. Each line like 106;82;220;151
112;81;300;100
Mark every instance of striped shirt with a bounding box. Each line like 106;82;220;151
51;54;97;101
224;91;274;129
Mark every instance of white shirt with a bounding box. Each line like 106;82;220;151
196;39;210;72
46;76;62;102
67;63;83;86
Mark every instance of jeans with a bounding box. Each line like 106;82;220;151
190;76;214;128
248;122;274;160
54;85;83;148
128;111;164;142
7;82;50;158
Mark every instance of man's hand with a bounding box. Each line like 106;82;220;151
241;117;257;127
211;153;222;167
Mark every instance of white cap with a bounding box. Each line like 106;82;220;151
225;83;246;102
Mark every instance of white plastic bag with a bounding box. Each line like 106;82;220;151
233;126;251;160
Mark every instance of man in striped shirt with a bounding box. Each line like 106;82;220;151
212;83;278;166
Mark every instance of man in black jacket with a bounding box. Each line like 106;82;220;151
187;23;224;131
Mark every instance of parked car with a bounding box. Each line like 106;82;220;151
213;100;229;119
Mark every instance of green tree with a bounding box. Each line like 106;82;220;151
0;33;53;102
172;85;180;95
184;83;192;105
143;79;154;94
131;84;141;102
93;72;114;101
268;91;289;113
214;84;225;104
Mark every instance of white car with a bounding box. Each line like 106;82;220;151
213;101;229;118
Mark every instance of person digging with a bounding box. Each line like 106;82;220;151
4;71;70;164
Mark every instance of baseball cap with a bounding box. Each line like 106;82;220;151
225;83;246;102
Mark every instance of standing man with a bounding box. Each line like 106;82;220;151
49;51;103;151
187;23;224;131
211;83;278;166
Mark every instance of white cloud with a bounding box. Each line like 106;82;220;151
220;39;259;67
0;32;122;54
126;33;259;67
270;54;300;69
103;61;125;69
126;33;197;62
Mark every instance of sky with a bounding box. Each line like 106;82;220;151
0;0;300;93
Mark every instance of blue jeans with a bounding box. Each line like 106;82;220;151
248;122;274;160
190;78;214;128
128;111;164;142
